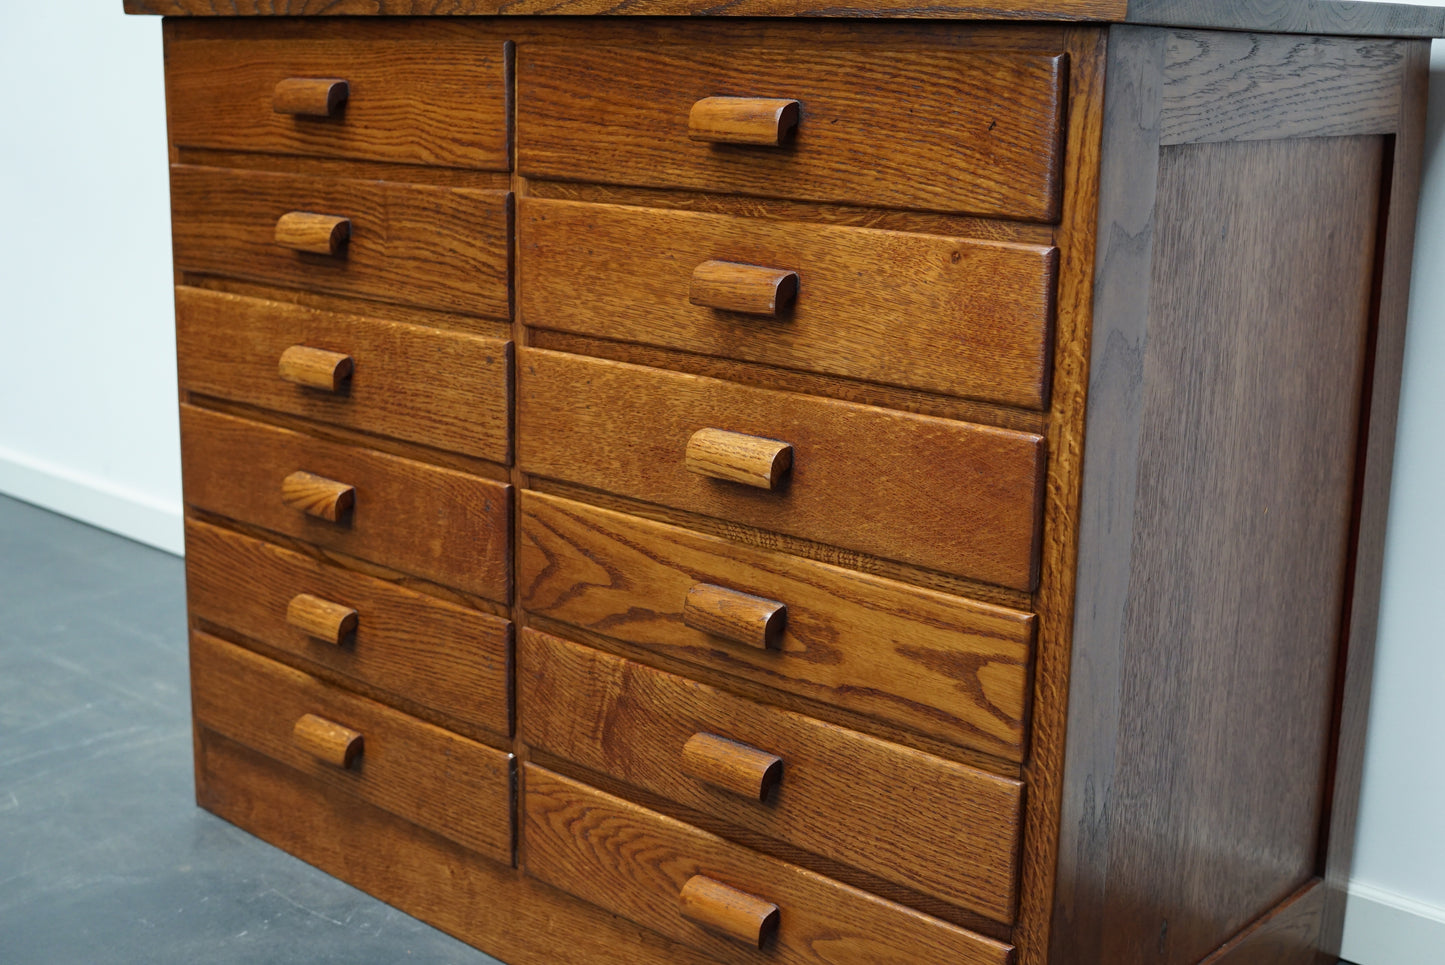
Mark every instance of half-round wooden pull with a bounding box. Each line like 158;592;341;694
292;713;363;769
681;733;783;801
281;471;355;522
279;345;354;392
273;78;349;117
690;261;799;317
688;97;800;147
286;593;359;645
678;875;780;949
683;584;786;650
685;428;792;491
275;211;350;256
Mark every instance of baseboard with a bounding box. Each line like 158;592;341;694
1341;881;1445;965
0;446;183;556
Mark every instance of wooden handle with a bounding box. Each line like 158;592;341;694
273;77;349;117
685;428;792;491
286;593;359;645
275;211;350;256
683;584;786;650
281;470;355;523
688;97;800;147
678;875;780;948
278;345;354;392
681;733;784;801
292;713;363;768
689;260;799;316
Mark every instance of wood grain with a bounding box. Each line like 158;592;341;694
688;97;799;147
165;18;509;170
285;592;359;644
1124;0;1445;37
176;286;513;463
520;630;1024;922
678;875;781;948
170;165;511;319
180;405;512;603
523;765;1015;965
518;198;1058;409
517;349;1046;590
273;211;350;255
272;77;349;117
681;583;787;651
185;519;512;739
688;260;799;317
517;43;1066;221
1198;880;1326;965
679;733;785;802
191;631;515;864
683;428;793;491
518;491;1034;755
277;344;354;392
292;713;364;768
280;470;354;522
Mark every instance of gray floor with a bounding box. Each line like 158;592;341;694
0;494;502;964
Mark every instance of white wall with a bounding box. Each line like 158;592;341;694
0;3;1440;961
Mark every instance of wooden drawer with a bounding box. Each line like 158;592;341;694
170;165;511;319
186;520;511;740
524;765;1013;965
191;631;515;865
516;349;1046;591
520;630;1024;923
179;405;511;604
164;19;510;171
519;199;1058;409
520;492;1033;757
176;287;512;463
516;41;1066;221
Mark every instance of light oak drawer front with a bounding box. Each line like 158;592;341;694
516;349;1046;591
519;492;1033;758
190;631;514;865
520;630;1024;923
519;199;1058;409
175;287;513;463
524;765;1014;965
185;520;511;740
170;165;511;319
180;405;511;603
517;43;1066;221
165;20;509;171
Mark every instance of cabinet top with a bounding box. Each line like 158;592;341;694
122;0;1445;37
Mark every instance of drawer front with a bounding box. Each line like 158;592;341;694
516;349;1045;591
519;199;1058;409
186;520;511;739
517;43;1066;221
165;20;510;171
180;405;512;603
171;165;511;319
520;492;1033;757
176;287;513;463
191;631;515;864
524;765;1013;965
520;630;1024;922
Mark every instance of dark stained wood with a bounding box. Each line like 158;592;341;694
518;198;1058;409
518;492;1035;756
520;629;1025;921
688;97;800;147
180;405;512;603
291;713;364;768
1125;0;1445;37
1199;880;1327;965
523;765;1016;965
272;77;349;117
176;286;513;463
185;519;512;739
517;43;1067;221
170;165;511;319
516;349;1047;591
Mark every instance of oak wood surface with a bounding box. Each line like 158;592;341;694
688;97;800;147
280;470;354;523
170;165;511;319
273;211;350;255
681;583;787;651
518;198;1058;409
678;875;781;948
191;631;515;863
176;286;513;463
292;713;364;768
518;491;1034;756
520;630;1024;921
523;765;1016;965
277;344;354;392
272;77;349;117
688;260;799;317
1198;880;1327;965
683;428;793;491
180;405;512;603
185;519;512;739
165;18;510;170
679;733;785;803
516;349;1046;591
517;43;1066;221
284;592;359;644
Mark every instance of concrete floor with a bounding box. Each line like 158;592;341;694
0;494;501;964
